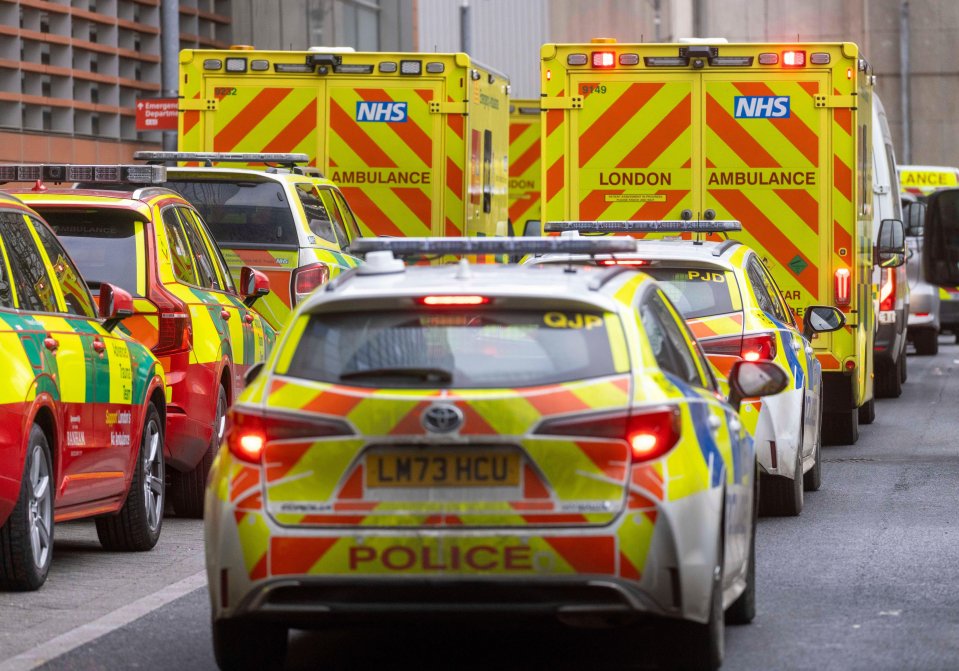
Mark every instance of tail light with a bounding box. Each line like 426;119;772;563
700;332;777;361
597;258;649;267
534;406;681;463
592;51;615;68
879;268;895;311
151;287;192;356
834;268;851;307
225;407;353;464
416;295;491;306
291;263;331;305
783;50;806;67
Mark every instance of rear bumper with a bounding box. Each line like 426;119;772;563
874;315;905;366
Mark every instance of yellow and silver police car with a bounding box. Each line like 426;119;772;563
131;152;362;330
205;237;788;671
533;221;846;517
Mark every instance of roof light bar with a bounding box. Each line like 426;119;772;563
350;236;639;257
133;151;309;166
544;220;743;234
0;164;167;184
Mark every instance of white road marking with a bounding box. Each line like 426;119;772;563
0;570;207;671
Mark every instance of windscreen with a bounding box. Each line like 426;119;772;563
284;309;622;388
161;179;298;246
644;268;740;319
38;209;143;296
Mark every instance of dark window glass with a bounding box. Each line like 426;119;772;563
162;208;199;285
316;187;350;246
286;309;620;389
331;189;361;242
746;258;778;317
645;267;739;319
41;209;144;297
30;216;97;318
177;207;220;290
640;291;703;387
0;212;57;313
294;183;341;245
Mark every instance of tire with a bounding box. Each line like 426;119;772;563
171;384;226;519
875;357;902;398
858;397;875;425
759;447;803;517
674;539;724;671
727;464;758;624
0;426;54;591
803;400;823;492
96;403;164;551
823;408;858;446
213;618;287;671
900;347;908;383
914;329;939;356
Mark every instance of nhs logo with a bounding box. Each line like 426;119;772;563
356;101;408;122
733;96;790;119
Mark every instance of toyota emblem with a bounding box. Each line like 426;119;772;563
421;404;464;433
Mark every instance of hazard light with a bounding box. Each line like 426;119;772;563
545;220;742;234
349;236;639;257
835;268;851;306
134;151;309;166
783;51;806;67
0;164;166;184
592;51;615;68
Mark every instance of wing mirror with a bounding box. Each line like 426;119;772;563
903;200;926;237
99;282;134;332
875;218;906;268
240;266;270;307
727;360;789;412
802;305;846;341
244;362;264;386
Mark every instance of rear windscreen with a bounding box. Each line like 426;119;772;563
161;180;297;246
645;268;740;319
39;209;143;296
284;309;622;388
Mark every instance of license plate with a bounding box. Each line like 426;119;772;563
366;449;521;488
879;310;896;324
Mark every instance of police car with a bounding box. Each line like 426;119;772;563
205;237;789;671
0;191;167;590
530;220;846;517
8;164;276;519
130;151;362;330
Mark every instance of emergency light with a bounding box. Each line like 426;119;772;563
544;220;743;234
349;236;639;257
0;164;166;184
134;151;309;167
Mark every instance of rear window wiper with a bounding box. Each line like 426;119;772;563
339;367;453;383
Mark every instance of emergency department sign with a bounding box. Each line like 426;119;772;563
135;98;178;131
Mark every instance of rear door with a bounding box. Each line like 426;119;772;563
325;79;444;238
566;73;697;222
701;73;829;318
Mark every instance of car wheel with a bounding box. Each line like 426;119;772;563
914;329;939;356
0;426;54;591
822;408;858;446
759;447;803;517
899;347;908;383
803;400;823;492
96;403;164;551
171;384;226;519
857;397;875;425
875;357;902;398
213;618;287;671
727;463;758;624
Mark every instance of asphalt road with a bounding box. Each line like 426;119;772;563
2;338;958;670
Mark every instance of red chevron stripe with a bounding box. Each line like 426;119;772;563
545;536;615;573
509;196;537;225
546;106;564;137
580;188;622;220
628;189;690;220
214;88;292;152
834;219;852;257
446;156;463;200
546;156;565;203
617;92;691;168
355;88;433;167
261;98;317;153
447;106;464;140
509;141;540;179
732;82;819;166
834;155;852;201
270;538;337;575
182;92;200;136
774;188;820;234
391;186;432;229
705;94;779;167
329;99;396;168
833;88;852;135
338;186;410;237
579;83;664;168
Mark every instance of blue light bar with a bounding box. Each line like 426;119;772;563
349;236;639;256
544;220;742;233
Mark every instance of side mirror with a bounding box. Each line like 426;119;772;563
240;266;270;307
802;305;846;341
903;200;926;237
875;218;906;268
99;282;134;332
244;362;264;386
922;187;959;285
727;360;789;412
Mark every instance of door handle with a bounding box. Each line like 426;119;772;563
220;309;231;321
792;340;802;351
92;340;106;354
43;337;59;352
707;414;722;434
243;313;254;324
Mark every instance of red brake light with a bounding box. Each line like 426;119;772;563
783;50;806;67
225;407;353;464
592;51;615;68
835;268;851;307
597;258;649;267
416;295;491;306
879;267;895;311
292;263;331;304
151;287;192;356
533;406;681;463
741;333;777;362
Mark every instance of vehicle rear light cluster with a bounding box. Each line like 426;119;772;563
834;268;851;307
226;407;353;464
151;287;192;356
534;407;681;463
291;262;330;305
701;332;777;362
879;268;895;311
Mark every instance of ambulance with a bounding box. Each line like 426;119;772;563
177;47;510;240
508;100;542;236
539;39;902;444
899;164;959;198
